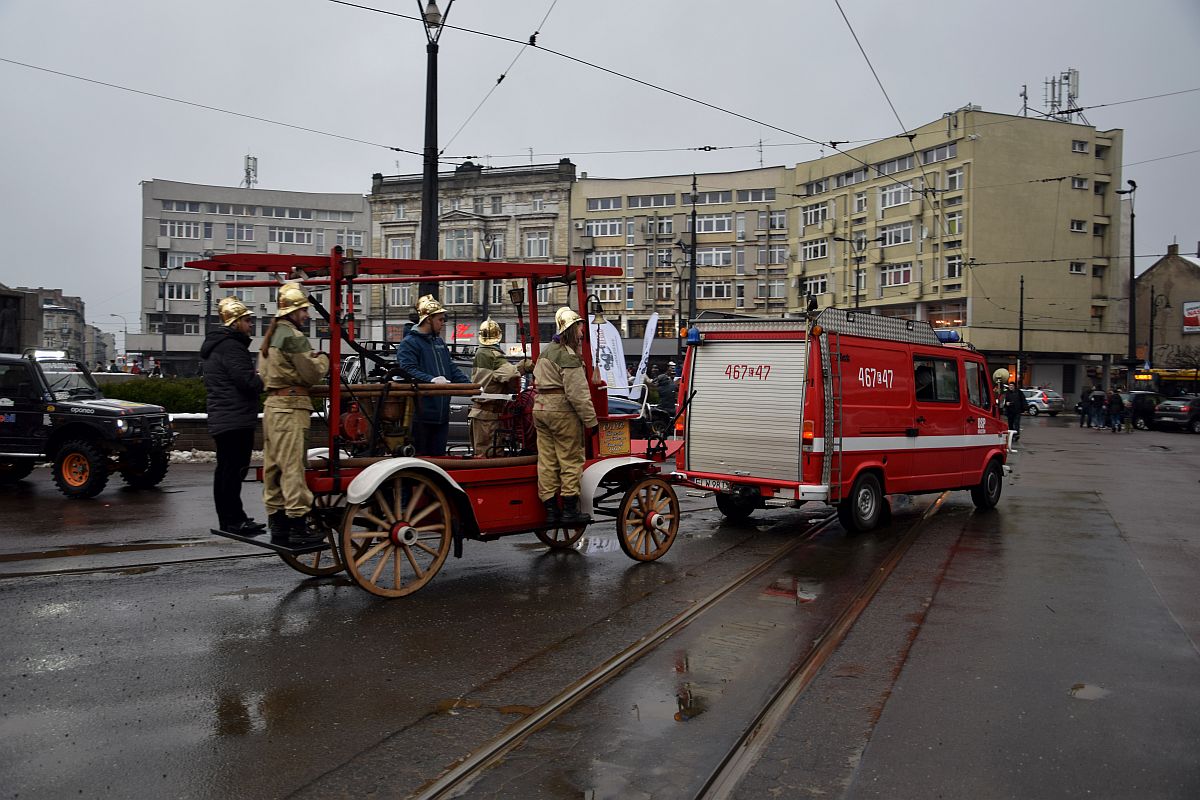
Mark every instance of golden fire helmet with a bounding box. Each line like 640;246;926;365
477;318;502;346
218;296;253;327
554;306;583;335
416;294;448;325
275;283;311;318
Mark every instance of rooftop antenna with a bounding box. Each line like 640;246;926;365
1042;69;1089;124
758;138;764;168
1019;84;1028;117
241;154;258;189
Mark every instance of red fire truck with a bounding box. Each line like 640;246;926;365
673;309;1013;532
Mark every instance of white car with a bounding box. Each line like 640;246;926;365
1022;388;1065;416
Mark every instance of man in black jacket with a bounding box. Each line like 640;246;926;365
201;297;265;534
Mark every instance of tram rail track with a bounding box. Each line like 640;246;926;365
0;546;274;579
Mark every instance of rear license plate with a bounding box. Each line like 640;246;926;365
692;477;731;492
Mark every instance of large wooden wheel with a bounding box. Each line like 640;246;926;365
616;476;679;562
278;493;347;577
535;524;586;550
340;471;453;598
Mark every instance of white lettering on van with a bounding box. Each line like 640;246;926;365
858;367;894;389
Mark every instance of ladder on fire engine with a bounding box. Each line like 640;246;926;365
819;329;845;501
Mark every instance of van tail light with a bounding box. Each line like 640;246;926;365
802;420;815;442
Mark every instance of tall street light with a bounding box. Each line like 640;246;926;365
833;234;884;310
417;0;455;299
109;313;128;357
1115;179;1137;368
147;248;180;371
1148;284;1171;368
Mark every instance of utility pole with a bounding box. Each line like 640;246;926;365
418;1;454;299
1116;180;1138;369
687;173;698;326
1017;274;1025;386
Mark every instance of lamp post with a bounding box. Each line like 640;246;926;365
417;0;455;299
1115;179;1137;369
148;248;180;372
833;235;884;310
1148;284;1171;368
109;313;128;357
671;244;692;357
687;174;698;326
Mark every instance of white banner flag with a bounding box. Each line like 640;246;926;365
630;312;659;399
588;315;629;395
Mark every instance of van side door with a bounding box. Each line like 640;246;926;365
963;360;997;483
911;354;966;489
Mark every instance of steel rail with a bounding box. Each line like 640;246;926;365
0;550;274;580
409;512;840;800
696;491;949;799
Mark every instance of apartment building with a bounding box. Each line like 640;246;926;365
136;180;371;376
1134;243;1200;367
13;288;86;359
367;160;577;351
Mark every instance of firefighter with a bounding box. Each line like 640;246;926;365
533;307;599;526
260;283;329;547
395;295;471;456
468;319;531;456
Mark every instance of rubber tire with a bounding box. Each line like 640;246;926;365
0;459;35;483
1026;406;1040;417
1048;411;1059;417
715;492;756;522
970;459;1004;511
120;448;170;489
1134;416;1149;431
837;472;883;534
53;439;110;499
1190;418;1200;435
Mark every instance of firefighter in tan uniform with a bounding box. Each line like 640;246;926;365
260;283;330;547
533;307;599;526
468;319;531;456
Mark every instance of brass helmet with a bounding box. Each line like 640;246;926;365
477;318;502;346
275;282;311;318
218;296;253;327
554;306;583;335
416;294;448;325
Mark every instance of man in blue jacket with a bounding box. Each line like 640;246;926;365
395;295;471;456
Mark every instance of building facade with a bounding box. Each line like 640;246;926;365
13;288;86;359
1134;243;1200;367
136;179;371;375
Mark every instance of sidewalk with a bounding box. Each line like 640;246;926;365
737;416;1200;799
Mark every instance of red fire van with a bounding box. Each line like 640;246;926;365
673;309;1013;532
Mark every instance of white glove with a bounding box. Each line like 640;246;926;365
431;376;450;384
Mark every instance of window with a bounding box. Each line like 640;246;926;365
626;284;635;310
225;222;254;242
336;229;364;248
584;250;626;268
762;278;787;299
161;200;201;213
945;255;963;279
536;285;551;304
587;196;622;211
653;283;673;301
1069;261;1086;274
965;361;990;410
647;216;673;235
317;210;354;222
736;188;776;203
1070;219;1087;232
802;203;828;227
161;282;198;301
626;218;635;245
921;142;957;164
735;247;746;273
532;193;544;212
945;168;963;192
945;211;964;236
1071;177;1089;190
1092;265;1105;278
206;203;255;216
444;229;474;259
927;301;965;328
769;209;787;230
735;283;746;308
394;201;405;220
473;197;484;215
1072;140;1089;153
854;192;868;213
835;169;868;188
486;234;505;260
389;236;413;260
802;239;827;261
167;252;202;269
442;281;475;305
880;262;912;287
689;213;732;233
592;283;621;303
224;273;257;303
913;357;960;403
584;218;624;237
262;206;314;219
202;222;213;239
268;226;313;244
764;244;789;265
648;248;673;269
875;155;913;176
159;219;202;239
1093;223;1108;237
628;193;675;208
880;182;912;209
944;195;963;206
802;275;828;296
691;190;732;205
696;281;732;299
491;195;503;214
490;282;506;305
879;221;913;247
804;179;828;195
695;246;732;266
388;284;413;307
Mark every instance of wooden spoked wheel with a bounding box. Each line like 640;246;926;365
278;493;347;577
616;477;679;562
340;471;452;598
535;525;586;550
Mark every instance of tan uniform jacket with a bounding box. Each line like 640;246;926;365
468;346;521;420
261;319;330;410
533;343;598;427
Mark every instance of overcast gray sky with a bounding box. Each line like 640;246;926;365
1;0;1198;345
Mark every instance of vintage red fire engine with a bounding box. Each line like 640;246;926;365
673;309;1014;531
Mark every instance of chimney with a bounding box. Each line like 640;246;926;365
1167;243;1179;256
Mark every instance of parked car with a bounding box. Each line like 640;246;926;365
1021;388;1065;416
1152;396;1200;433
1119;391;1165;430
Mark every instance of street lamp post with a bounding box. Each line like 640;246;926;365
417;0;455;299
1148;284;1171;368
109;313;128;358
1115;179;1137;369
833;235;884;310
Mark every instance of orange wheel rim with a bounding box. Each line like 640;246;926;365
62;454;89;487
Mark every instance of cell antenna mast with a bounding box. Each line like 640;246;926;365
242;155;258;189
1042;69;1089;125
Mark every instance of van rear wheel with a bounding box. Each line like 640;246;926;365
837;472;883;533
971;460;1004;511
715;492;756;522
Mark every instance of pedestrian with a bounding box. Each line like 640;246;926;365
1079;390;1091;428
130;361;142;375
1106;390;1125;433
533;307;599;526
1003;382;1026;438
260;282;329;547
108;360;119;373
395;295;471;456
468;318;530;456
149;359;163;378
201;297;265;536
1091;389;1106;429
654;363;676;411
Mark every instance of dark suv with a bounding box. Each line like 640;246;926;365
0;354;175;497
1120;391;1164;430
1152;396;1200;434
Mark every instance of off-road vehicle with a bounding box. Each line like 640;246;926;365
0;353;175;498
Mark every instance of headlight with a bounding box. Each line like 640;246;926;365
115;419;129;435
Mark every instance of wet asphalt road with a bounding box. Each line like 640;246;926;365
1;416;1198;799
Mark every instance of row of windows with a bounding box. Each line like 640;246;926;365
159;219;364;244
586;188;777;212
162;201;359;221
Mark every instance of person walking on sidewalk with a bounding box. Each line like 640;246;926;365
201;297;265;536
1003;382;1027;439
533;307;599;526
260;283;329;547
1106;390;1125;433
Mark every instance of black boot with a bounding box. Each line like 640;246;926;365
560;495;591;526
268;511;289;543
542;497;561;526
289;514;328;547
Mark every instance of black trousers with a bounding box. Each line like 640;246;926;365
412;423;449;457
213;428;255;528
